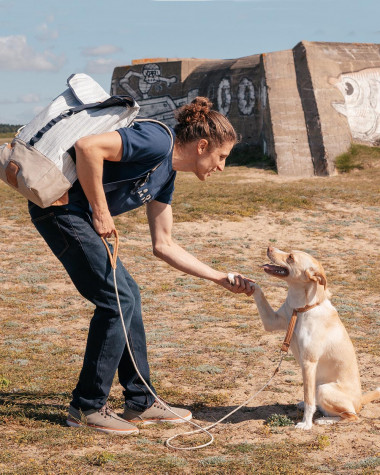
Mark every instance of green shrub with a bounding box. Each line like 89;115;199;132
265;413;294;427
335;143;380;172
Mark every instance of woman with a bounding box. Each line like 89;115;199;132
29;97;255;435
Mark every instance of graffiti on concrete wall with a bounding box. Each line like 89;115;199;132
114;64;262;124
330;67;380;144
115;63;198;125
217;78;232;115
216;77;257;116
237;78;255;115
120;63;177;99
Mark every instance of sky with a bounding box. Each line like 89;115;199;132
1;0;379;124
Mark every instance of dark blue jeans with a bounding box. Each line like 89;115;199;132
28;201;156;412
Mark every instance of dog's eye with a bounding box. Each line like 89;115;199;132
287;254;294;263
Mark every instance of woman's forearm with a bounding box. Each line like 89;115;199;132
153;240;225;283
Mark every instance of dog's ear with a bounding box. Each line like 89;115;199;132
305;268;327;289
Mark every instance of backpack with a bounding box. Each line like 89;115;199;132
0;73;140;208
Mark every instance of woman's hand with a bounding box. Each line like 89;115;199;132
217;272;256;296
92;209;116;238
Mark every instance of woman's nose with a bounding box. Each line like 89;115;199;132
217;161;226;171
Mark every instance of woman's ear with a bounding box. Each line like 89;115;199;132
197;139;209;155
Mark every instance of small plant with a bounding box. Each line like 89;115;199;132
0;376;10;389
199;455;228;466
344;456;380;470
265;413;294;427
85;451;116;467
195;364;223;374
309;435;331;450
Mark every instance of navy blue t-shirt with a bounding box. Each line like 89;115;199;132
102;121;176;216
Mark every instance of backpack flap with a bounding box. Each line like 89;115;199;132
67;73;110;105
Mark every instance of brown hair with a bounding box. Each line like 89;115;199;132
174;96;237;147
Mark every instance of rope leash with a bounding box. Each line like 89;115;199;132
101;231;287;450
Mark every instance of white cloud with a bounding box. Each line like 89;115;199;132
0;35;65;71
36;22;59;42
85;58;119;74
0;93;40;105
18;93;41;103
83;45;122;57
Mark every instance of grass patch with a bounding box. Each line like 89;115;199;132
335;143;380;172
344;456;380;470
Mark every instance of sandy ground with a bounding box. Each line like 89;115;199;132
0;166;379;473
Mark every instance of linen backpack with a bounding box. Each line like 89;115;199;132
0;73;140;207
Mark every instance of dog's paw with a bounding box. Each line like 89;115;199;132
251;283;262;294
295;421;313;430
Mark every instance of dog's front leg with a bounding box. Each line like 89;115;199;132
296;361;317;430
253;284;287;332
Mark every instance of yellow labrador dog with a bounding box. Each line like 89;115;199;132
251;246;380;430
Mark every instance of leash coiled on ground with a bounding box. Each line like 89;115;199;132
101;230;285;450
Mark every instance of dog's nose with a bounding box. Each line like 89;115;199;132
267;246;273;254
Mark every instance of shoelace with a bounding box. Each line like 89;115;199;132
99;404;113;418
153;398;169;411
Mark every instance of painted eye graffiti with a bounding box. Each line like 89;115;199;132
345;82;354;96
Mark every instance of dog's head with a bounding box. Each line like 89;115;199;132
262;246;327;289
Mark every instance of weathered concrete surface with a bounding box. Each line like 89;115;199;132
263;50;314;177
295;41;380;175
111;41;380;177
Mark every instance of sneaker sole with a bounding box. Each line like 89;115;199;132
126;412;192;426
66;418;139;435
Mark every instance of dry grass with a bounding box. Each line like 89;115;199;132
0;145;379;474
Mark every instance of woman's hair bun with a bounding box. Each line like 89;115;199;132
175;96;213;126
191;96;212;113
174;95;237;146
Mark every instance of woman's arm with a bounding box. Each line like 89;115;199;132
74;131;123;237
146;200;255;294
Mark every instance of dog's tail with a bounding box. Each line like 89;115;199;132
361;387;380;405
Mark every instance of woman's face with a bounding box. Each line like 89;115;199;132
195;140;234;181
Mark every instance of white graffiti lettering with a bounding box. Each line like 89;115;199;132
217;78;232;115
238;78;255;115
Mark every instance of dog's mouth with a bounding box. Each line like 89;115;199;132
261;264;289;277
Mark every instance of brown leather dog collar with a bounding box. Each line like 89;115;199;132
281;302;321;353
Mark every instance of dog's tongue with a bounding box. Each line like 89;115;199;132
261;264;277;271
261;264;289;276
